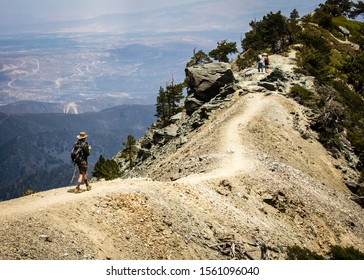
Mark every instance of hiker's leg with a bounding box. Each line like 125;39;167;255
77;174;83;186
74;173;82;193
83;173;92;190
76;164;82;186
77;161;87;186
83;173;88;185
81;163;91;190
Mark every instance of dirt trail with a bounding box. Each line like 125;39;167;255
178;93;266;184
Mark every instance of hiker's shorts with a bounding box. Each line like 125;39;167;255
77;161;88;175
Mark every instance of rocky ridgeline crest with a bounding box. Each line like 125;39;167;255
115;54;317;179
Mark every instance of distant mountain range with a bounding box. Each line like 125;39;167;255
0;101;64;114
0;104;155;201
0;99;148;114
0;0;249;36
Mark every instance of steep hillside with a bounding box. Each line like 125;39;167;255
1;51;363;260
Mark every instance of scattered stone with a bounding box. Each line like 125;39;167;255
258;81;277;91
39;235;52;242
263;191;288;213
179;136;188;145
164;220;173;227
216;180;233;196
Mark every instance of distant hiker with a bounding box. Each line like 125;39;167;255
71;132;92;193
263;54;270;73
257;54;264;73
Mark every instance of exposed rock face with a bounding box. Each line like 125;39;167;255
153;123;179;144
185;62;235;115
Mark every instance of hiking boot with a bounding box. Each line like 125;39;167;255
86;185;92;191
75;187;81;193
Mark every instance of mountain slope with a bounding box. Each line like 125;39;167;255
1;52;363;260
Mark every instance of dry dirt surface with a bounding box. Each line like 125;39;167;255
1;54;364;260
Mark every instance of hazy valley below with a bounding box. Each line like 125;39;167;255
0;32;199;110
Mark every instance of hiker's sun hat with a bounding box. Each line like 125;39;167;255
77;132;88;139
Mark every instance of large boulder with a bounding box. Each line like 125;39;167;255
185;62;235;103
339;25;350;38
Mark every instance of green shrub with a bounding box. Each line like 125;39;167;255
329;245;364;260
288;84;319;108
297;27;333;83
311;100;345;155
287;245;364;260
332;81;364;172
92;155;122;181
287;246;325;260
20;188;37;197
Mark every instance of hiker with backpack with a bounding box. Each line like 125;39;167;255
263;54;270;73
71;132;92;193
257;54;264;73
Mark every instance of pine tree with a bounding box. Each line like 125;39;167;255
92;155;121;180
321;0;353;17
350;1;364;18
186;48;212;67
155;77;185;127
242;11;291;53
208;40;238;62
288;9;302;44
155;86;169;126
120;135;137;169
166;77;184;118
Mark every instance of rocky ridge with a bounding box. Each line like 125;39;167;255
0;51;363;260
115;53;336;182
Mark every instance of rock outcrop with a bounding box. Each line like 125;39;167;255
115;63;244;176
116;54;318;178
185;62;236;115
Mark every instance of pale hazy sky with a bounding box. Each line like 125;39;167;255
0;0;324;19
0;0;210;19
0;0;325;34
